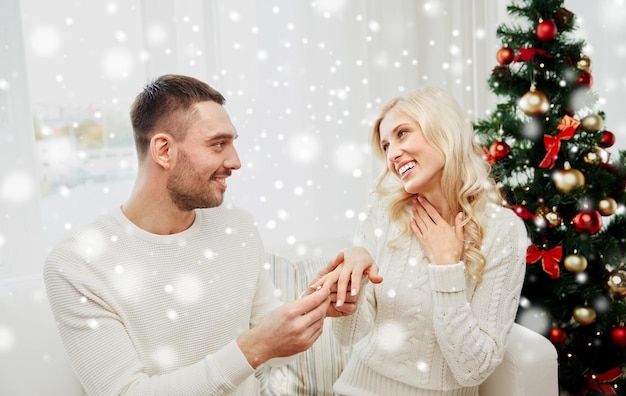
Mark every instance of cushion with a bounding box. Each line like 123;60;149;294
259;255;351;396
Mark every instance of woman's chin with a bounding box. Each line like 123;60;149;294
403;185;419;195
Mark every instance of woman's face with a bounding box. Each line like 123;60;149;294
378;108;445;196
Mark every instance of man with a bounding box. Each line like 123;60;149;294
44;74;358;395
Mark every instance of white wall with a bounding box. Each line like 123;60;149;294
567;1;626;151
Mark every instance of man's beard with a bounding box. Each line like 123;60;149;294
166;149;226;211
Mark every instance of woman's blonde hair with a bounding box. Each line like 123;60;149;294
370;87;503;282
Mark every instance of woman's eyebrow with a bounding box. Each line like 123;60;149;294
392;123;411;133
381;123;410;142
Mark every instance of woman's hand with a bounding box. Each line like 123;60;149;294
410;195;465;265
325;270;358;317
308;247;383;312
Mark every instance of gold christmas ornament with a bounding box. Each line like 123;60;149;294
553;162;585;194
533;207;549;229
598;197;617;216
573;305;596;325
581;114;603;132
545;208;561;227
535;203;561;227
518;86;550;116
535;204;550;218
576;54;592;73
583;146;611;165
607;270;626;298
564;254;588;273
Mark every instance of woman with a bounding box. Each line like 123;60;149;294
314;87;528;395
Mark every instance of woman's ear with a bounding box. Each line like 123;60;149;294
150;132;174;169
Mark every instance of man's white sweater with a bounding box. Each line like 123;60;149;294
44;204;281;395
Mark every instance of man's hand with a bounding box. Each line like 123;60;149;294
237;286;331;369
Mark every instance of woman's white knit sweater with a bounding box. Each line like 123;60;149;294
333;194;528;396
44;204;282;396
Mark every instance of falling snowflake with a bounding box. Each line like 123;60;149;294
0;170;34;203
376;322;406;352
0;326;15;352
29;25;62;57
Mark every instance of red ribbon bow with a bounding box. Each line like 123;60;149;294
538;115;580;169
526;244;562;279
482;146;496;165
581;367;623;395
511;205;536;220
513;47;553;62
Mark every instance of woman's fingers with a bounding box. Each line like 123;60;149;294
411;196;466;265
411;204;428;235
454;211;465;240
308;247;381;307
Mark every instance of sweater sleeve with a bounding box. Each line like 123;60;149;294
44;252;256;396
332;279;376;346
428;208;528;386
250;248;284;329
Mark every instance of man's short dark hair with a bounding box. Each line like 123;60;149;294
130;74;225;160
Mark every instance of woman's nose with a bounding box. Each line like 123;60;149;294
387;144;401;162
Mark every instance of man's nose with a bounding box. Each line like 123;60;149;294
225;147;241;170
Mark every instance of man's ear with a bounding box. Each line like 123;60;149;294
150;132;174;169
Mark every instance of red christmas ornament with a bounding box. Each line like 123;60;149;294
536;19;558;41
549;327;567;345
578;71;593;88
599;130;616;148
489;140;510;161
496;47;514;65
572;209;603;234
610;326;626;347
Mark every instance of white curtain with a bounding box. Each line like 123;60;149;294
3;0;624;278
135;0;507;259
0;0;45;276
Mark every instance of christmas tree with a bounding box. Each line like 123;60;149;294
473;1;626;394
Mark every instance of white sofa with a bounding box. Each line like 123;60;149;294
0;274;84;396
0;256;559;396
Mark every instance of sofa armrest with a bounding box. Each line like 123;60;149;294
479;323;559;396
0;275;84;396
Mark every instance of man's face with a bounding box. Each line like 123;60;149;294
166;101;241;211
